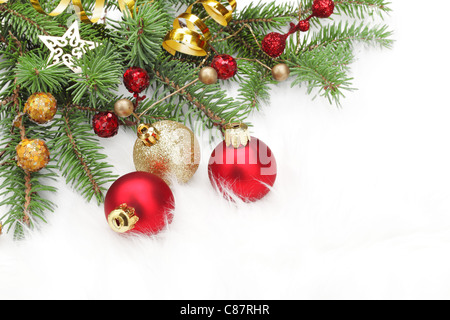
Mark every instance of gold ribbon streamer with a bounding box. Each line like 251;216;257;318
72;0;106;24
163;0;237;57
1;1;135;24
30;0;71;17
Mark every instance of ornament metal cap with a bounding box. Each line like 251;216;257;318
137;123;160;147
224;122;251;148
108;203;139;234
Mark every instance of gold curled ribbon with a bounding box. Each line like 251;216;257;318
163;0;237;57
72;0;106;24
29;0;71;17
117;0;136;18
24;1;136;24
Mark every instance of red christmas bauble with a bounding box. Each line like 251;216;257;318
123;67;150;94
312;0;335;18
262;32;287;58
104;171;175;235
208;137;277;202
211;54;238;80
298;20;310;32
92;111;119;138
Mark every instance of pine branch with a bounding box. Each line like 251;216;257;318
230;0;300;32
111;1;172;69
154;70;227;129
69;43;123;107
236;60;273;113
0;115;57;239
0;2;65;44
334;0;392;19
14;51;70;94
288;43;355;104
50;108;117;204
299;20;394;52
151;57;254;131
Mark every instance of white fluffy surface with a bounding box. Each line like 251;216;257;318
1;0;450;300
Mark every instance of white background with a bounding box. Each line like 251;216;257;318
1;0;450;300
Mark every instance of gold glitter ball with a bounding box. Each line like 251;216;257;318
133;120;201;185
16;139;50;172
24;92;57;124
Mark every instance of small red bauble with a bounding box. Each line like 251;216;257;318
123;67;150;94
208;137;277;202
211;54;238;80
298;20;310;32
104;171;175;235
92;111;119;138
312;0;335;18
262;32;287;58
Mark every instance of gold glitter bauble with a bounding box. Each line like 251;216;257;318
114;98;134;118
133;120;200;185
16;139;50;172
24;92;57;124
272;63;290;82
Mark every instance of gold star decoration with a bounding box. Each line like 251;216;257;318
38;20;101;73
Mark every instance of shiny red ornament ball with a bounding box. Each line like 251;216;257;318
208;137;277;202
312;0;335;18
104;171;175;235
262;32;287;58
92;111;119;138
123;67;150;94
211;54;238;80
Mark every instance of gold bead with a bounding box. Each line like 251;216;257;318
114;98;134;118
272;63;291;82
199;67;218;85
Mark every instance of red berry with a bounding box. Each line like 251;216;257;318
93;111;119;138
312;0;335;18
123;67;150;94
211;54;238;80
262;32;287;58
298;20;310;32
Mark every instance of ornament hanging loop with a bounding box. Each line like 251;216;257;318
223;121;250;149
137;123;160;147
107;203;139;234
